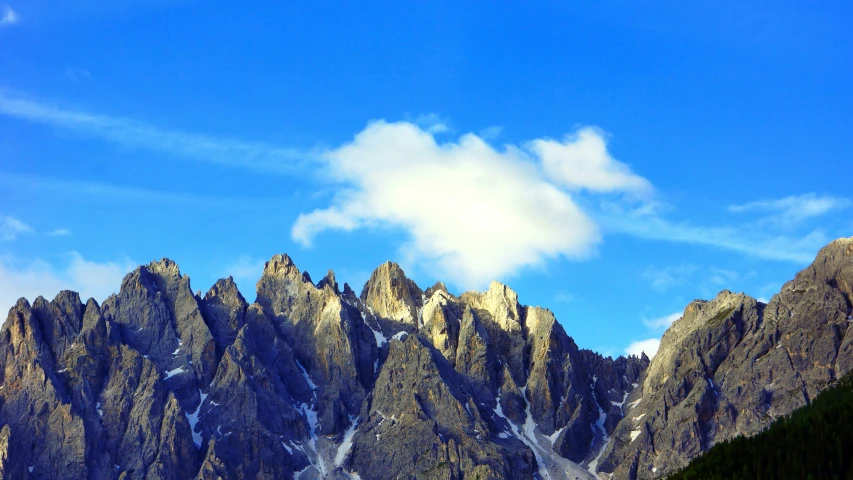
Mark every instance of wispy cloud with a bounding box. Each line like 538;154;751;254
0;90;314;175
0;215;32;241
643;311;682;330
48;228;72;237
64;68;92;84
600;204;827;264
2;89;835;287
0;252;135;314
409;113;450;134
553;292;576;303
0;172;276;209
625;338;659;358
0;5;19;26
728;193;851;226
642;264;697;292
222;255;265;293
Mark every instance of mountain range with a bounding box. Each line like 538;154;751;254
1;237;851;479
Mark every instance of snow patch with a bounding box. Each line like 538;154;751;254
587;383;612;478
547;425;567;445
361;308;388;348
185;390;208;448
493;388;592;480
298;401;327;476
294;466;311;480
390;331;408;341
164;367;186;379
334;415;359;467
630;429;641;442
371;328;387;347
295;360;318;394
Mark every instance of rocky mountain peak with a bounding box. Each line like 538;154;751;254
262;253;301;279
360;261;423;323
317;269;339;293
644;290;751;390
461;281;523;332
146;258;182;278
203;277;244;303
5;237;853;479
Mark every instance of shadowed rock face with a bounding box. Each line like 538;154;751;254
1;237;849;479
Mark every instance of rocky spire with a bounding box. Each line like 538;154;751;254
360;261;423;324
317;269;339;293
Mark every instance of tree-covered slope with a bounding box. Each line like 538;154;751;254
668;372;853;480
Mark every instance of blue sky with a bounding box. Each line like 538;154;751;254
1;1;852;358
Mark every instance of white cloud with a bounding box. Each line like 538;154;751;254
643;311;682;330
728;193;851;224
625;338;660;358
0;215;32;241
478;126;504;140
531;127;652;196
48;228;72;237
0;5;19;26
0;90;311;175
411;113;450;134
0;252;135;316
600;204;827;263
293;121;613;289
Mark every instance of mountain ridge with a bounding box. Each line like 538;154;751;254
0;237;851;479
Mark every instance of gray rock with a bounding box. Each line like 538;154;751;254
3;238;849;478
598;237;853;479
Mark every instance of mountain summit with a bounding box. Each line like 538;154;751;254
1;237;852;479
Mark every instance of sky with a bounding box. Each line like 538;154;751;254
1;0;852;359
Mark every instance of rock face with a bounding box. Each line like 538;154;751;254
598;237;853;479
0;237;850;479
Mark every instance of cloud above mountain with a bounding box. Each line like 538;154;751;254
292;121;649;288
0;253;134;313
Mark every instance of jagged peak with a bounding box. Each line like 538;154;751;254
424;281;449;299
361;261;413;292
360;260;423;323
828;236;853;247
317;269;339;293
262;253;300;278
145;258;182;278
460;280;522;333
342;282;356;299
204;277;246;304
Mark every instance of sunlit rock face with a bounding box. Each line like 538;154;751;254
1;238;850;479
600;237;853;479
